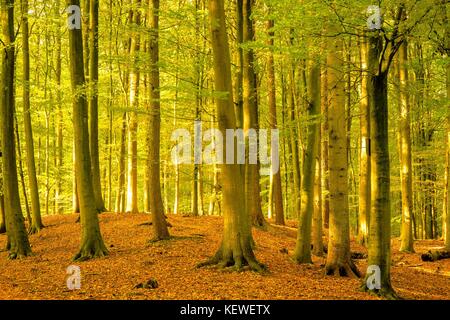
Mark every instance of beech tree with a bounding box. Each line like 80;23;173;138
198;0;265;271
67;0;108;261
1;0;32;259
146;0;170;241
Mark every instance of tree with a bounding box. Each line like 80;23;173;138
89;0;107;212
21;0;44;234
321;67;330;231
325;18;359;277
445;3;450;250
242;0;265;228
198;0;264;272
1;0;32;259
0;157;6;234
398;39;414;253
358;33;370;246
146;0;170;241
67;0;108;261
293;61;321;264
125;0;140;214
266;17;284;226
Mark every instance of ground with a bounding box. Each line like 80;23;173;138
0;213;448;300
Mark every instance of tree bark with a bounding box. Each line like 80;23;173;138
67;0;108;261
21;0;43;233
398;40;414;253
125;0;140;214
115;112;127;213
267;18;284;226
294;62;321;263
444;2;450;250
89;0;106;212
1;0;32;259
358;34;370;246
147;0;170;241
325;28;358;277
362;31;399;299
198;0;264;272
242;0;265;228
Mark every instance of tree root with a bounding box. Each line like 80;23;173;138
7;248;32;260
325;260;361;278
361;283;402;300
73;240;109;262
197;251;267;274
147;235;172;244
28;224;44;235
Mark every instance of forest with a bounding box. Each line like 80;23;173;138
0;0;449;301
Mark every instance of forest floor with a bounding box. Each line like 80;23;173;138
0;213;448;300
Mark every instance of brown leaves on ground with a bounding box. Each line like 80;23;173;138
0;213;448;300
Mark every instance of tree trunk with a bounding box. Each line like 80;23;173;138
398;40;414;253
14;115;32;225
89;0;106;212
199;0;264;272
55;0;64;215
0;0;32;259
362;33;397;299
325;30;358;277
267;18;284;226
147;0;170;241
294;62;321;263
125;0;140;214
358;34;370;245
0;160;5;233
444;3;450;250
321;68;330;231
115;112;127;213
312;102;324;257
21;0;43;233
67;0;108;261
242;0;265;228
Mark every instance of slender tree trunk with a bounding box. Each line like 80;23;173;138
445;4;450;250
312;99;323;257
55;0;64;215
147;0;170;240
234;0;244;129
67;0;108;261
0;0;32;259
242;0;265;228
89;0;106;212
358;34;370;245
21;0;43;233
362;30;399;298
321;68;330;230
0;193;5;233
199;0;264;272
325;29;358;277
294;62;321;263
398;40;414;253
14;116;32;225
289;62;301;224
267;18;284;226
115;112;127;213
125;0;140;214
0;161;5;233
